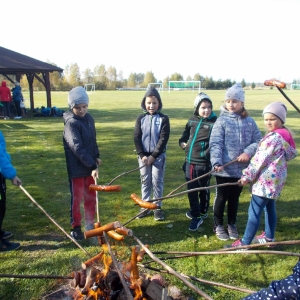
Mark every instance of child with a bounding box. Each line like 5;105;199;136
63;87;101;240
0;81;12;120
0;131;22;252
210;83;262;241
134;88;170;221
179;92;217;231
12;82;23;119
226;102;297;248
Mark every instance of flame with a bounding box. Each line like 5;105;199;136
130;278;143;300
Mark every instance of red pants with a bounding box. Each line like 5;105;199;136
70;176;96;228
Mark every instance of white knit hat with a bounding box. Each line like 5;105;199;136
263;102;287;123
68;87;89;109
225;83;245;102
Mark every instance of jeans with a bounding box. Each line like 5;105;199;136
0;173;6;239
138;153;166;206
242;194;276;245
184;162;211;218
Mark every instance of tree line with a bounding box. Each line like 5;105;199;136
3;61;263;91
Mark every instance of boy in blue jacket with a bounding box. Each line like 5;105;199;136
0;131;22;252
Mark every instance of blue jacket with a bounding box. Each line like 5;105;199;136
209;107;262;178
0;131;17;180
12;86;23;102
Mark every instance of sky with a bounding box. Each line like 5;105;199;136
2;0;300;83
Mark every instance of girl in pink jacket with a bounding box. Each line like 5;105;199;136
226;102;298;248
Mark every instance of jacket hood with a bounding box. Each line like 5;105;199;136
1;81;7;87
141;88;162;113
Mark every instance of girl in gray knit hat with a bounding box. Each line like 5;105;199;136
209;83;262;241
63;87;101;240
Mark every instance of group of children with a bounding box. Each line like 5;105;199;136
0;83;297;251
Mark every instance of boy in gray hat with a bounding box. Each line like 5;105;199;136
63;87;101;240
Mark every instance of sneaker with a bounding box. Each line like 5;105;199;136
2;231;12;240
186;211;208;219
224;239;248;250
154;209;164;221
227;224;239;240
189;217;203;231
0;239;21;252
214;225;229;241
200;212;208;219
186;211;193;219
71;226;84;240
252;231;275;247
137;208;151;219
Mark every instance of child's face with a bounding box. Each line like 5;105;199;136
72;103;88;117
264;113;283;132
225;99;243;113
145;96;159;115
198;101;212;118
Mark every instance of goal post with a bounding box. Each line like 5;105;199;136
84;84;95;93
147;82;163;92
168;81;201;93
290;84;300;90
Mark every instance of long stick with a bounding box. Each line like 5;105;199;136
133;235;213;300
167;158;238;196
137;264;256;295
276;86;300;114
0;273;73;280
106;164;145;186
103;232;133;300
19;185;90;256
94;177;100;223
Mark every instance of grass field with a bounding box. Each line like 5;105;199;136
0;89;300;299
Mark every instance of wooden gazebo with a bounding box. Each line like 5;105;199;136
0;46;63;109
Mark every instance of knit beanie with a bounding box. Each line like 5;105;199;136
263;102;287;123
15;81;20;86
225;83;245;102
68;87;89;109
194;92;212;113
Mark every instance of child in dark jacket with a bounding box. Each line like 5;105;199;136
179;92;217;231
63;87;101;240
134;88;170;221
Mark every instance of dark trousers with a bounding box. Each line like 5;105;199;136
14;100;22;117
213;176;243;226
0;173;7;239
184;162;211;218
1;102;10;117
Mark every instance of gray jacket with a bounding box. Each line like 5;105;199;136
209;107;262;178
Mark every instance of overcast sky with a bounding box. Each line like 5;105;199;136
2;0;299;83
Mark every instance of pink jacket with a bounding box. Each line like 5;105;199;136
242;129;297;199
0;81;12;102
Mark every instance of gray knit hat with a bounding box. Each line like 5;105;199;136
68;87;89;109
193;92;212;114
225;83;245;102
263;102;287;123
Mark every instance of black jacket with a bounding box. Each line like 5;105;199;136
63;111;100;178
179;112;217;165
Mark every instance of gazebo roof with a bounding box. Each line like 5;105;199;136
0;46;63;73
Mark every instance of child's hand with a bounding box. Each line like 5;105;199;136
11;176;22;186
237;153;250;162
142;156;148;165
214;165;224;172
147;156;155;165
91;169;99;180
180;142;187;149
239;177;249;186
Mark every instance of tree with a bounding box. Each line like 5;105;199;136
82;68;94;85
194;73;204;82
127;73;137;88
241;78;246;88
94;64;107;90
67;63;81;87
169;72;184;81
251;82;256;89
142;71;156;88
106;66;117;90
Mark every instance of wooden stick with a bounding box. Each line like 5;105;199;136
167;158;238;196
106;164;146;186
103;232;133;300
0;273;73;280
94;177;100;223
133;235;213;300
19;185;90;256
137;264;256;295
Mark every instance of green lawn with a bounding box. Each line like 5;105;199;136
0;89;300;299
